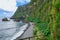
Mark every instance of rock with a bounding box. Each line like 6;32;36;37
2;18;10;21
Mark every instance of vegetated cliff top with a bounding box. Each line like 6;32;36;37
12;0;37;19
12;3;32;18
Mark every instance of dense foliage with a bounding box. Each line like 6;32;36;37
26;0;60;40
13;0;60;40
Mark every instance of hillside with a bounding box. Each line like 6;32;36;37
13;0;60;40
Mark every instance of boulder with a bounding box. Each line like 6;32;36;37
2;18;10;21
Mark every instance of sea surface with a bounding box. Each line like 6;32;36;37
0;19;25;40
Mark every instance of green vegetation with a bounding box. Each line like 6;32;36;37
13;0;60;40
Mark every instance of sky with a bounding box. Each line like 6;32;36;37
0;0;31;18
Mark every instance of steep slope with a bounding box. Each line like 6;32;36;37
13;0;60;40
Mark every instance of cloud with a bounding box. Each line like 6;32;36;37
0;9;13;18
0;0;31;18
0;0;17;11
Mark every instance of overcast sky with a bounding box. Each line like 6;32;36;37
0;0;31;18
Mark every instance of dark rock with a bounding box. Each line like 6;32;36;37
2;18;10;21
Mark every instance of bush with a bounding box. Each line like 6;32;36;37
54;0;60;11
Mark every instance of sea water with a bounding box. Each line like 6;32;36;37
0;19;25;40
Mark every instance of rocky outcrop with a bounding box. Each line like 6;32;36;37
2;18;10;21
